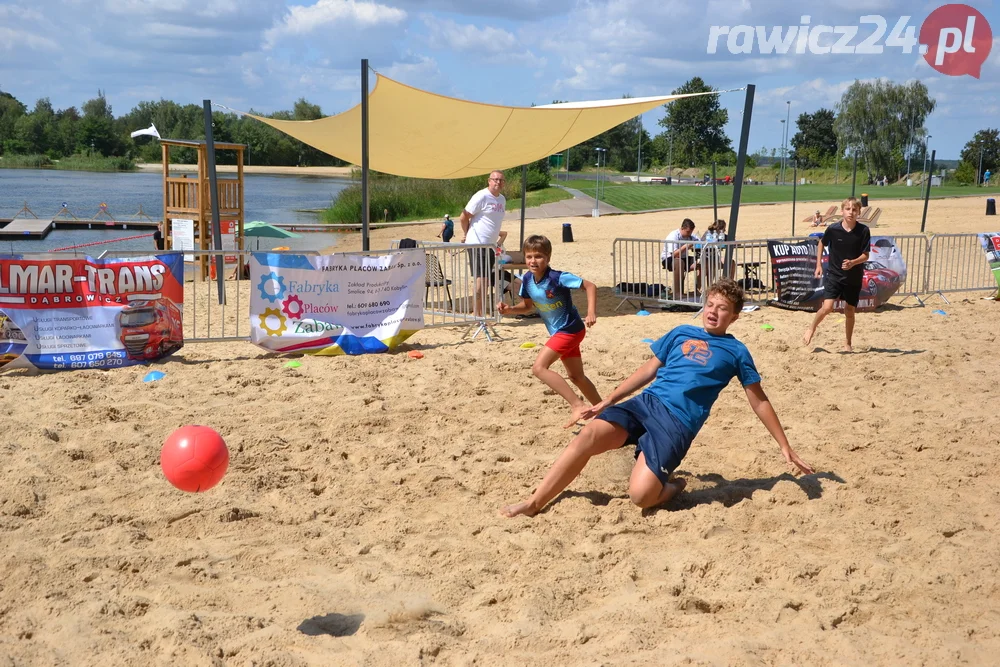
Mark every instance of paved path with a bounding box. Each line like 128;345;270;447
504;186;622;221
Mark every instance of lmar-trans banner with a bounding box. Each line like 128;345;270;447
0;254;185;371
250;251;424;355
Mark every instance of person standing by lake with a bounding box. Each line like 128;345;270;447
153;222;164;251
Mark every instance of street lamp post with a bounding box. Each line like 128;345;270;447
783;100;791;185
593;147;605;217
779;120;786;184
636;120;642;183
906;114;915;180
977;142;984;186
668;133;674;182
924;135;932;196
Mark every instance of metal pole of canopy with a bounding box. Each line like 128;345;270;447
726;85;754;246
361;59;370;251
203;100;225;305
519;164;527;249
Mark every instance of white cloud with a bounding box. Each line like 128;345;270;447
264;0;407;49
421;16;543;67
145;22;225;38
0;27;58;52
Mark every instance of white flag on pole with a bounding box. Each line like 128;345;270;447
130;123;160;140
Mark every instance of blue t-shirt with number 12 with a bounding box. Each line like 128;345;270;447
643;324;761;435
519;267;585;335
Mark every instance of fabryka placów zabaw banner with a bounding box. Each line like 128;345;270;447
250;251;423;355
768;237;907;312
0;254;184;370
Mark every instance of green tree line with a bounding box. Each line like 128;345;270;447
0;89;348;168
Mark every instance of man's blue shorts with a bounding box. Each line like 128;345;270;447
596;392;695;486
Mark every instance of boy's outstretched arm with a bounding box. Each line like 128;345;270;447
814;241;825;278
744;383;815;475
582;279;598;327
580;356;663;420
498;297;534;316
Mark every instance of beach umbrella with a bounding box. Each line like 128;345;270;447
243;221;301;249
244;221;301;238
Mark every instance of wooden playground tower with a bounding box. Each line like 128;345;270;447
160;138;246;278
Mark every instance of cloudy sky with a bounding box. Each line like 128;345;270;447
1;0;997;158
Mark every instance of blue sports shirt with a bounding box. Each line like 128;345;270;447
643;324;761;435
519;268;585;335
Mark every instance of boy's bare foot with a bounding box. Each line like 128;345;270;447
500;500;539;518
564;403;589;429
842;344;853;353
802;330;814;346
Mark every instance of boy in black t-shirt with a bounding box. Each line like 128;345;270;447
802;197;871;352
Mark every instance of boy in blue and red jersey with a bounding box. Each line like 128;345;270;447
501;278;814;518
498;235;601;427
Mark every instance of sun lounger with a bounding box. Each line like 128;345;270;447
802;205;836;223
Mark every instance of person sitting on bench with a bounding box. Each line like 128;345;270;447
660;218;700;298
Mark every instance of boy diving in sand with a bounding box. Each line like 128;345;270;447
498;235;601;426
502;278;814;518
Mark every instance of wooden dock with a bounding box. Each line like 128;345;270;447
0;218;158;239
0;219;54;240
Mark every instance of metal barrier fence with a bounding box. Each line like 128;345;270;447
611;237;705;309
344;243;502;339
924;233;997;298
612;232;993;310
91;249;320;343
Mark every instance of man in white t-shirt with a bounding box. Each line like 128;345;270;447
459;170;507;317
660;218;700;298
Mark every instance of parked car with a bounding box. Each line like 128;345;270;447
118;299;183;360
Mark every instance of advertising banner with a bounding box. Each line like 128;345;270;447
979;233;1000;293
0;314;26;368
171;218;195;261
0;254;185;371
250;251;424;356
768;236;907;312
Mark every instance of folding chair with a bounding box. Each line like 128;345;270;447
424;253;453;310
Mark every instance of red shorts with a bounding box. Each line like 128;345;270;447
545;329;586;360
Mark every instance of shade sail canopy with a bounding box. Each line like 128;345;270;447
245;75;719;179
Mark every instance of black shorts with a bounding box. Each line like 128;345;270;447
662;256;695;271
823;278;862;307
467;247;496;283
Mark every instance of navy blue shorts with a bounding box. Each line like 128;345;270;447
596;393;695;486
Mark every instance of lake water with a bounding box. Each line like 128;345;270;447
0;169;352;253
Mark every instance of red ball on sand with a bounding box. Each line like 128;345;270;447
160;426;229;492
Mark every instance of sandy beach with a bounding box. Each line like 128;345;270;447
2;196;999;665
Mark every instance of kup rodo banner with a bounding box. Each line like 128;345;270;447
250;251;423;355
0;254;185;370
768;236;907;312
978;233;1000;293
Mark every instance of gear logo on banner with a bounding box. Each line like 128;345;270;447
258;272;286;303
259;308;287;336
281;294;304;319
